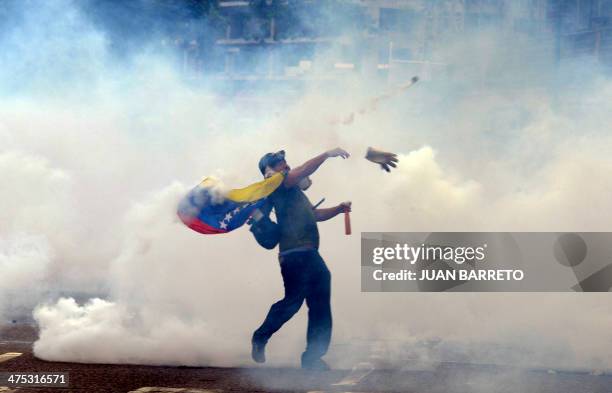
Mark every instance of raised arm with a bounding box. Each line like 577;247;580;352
285;147;349;188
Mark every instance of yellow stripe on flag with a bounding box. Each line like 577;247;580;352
226;172;284;202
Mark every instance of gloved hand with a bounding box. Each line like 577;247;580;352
365;147;399;172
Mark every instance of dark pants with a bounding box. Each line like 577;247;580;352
253;249;332;362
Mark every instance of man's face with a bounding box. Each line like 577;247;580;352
272;159;290;172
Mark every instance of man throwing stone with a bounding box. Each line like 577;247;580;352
251;147;398;370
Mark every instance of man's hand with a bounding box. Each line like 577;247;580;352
285;148;349;188
365;147;398;172
326;147;350;159
338;201;352;213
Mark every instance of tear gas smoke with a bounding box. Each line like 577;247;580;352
0;0;611;372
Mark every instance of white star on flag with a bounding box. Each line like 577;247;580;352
219;221;228;229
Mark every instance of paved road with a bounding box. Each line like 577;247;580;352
1;324;611;393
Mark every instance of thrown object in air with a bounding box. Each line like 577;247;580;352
365;147;399;172
331;76;419;126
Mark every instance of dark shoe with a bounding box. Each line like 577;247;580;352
301;356;330;370
251;339;266;363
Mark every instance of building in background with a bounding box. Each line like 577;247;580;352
548;0;612;69
209;1;555;84
151;0;612;85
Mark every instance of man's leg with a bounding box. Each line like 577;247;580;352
302;251;332;369
252;253;308;362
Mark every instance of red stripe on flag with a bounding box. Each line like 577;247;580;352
178;213;228;235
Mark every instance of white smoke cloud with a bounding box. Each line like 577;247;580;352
0;151;73;232
0;0;609;373
0;151;70;318
0;234;51;319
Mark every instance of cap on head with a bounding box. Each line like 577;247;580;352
258;150;286;175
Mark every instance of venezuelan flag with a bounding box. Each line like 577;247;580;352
178;172;284;235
